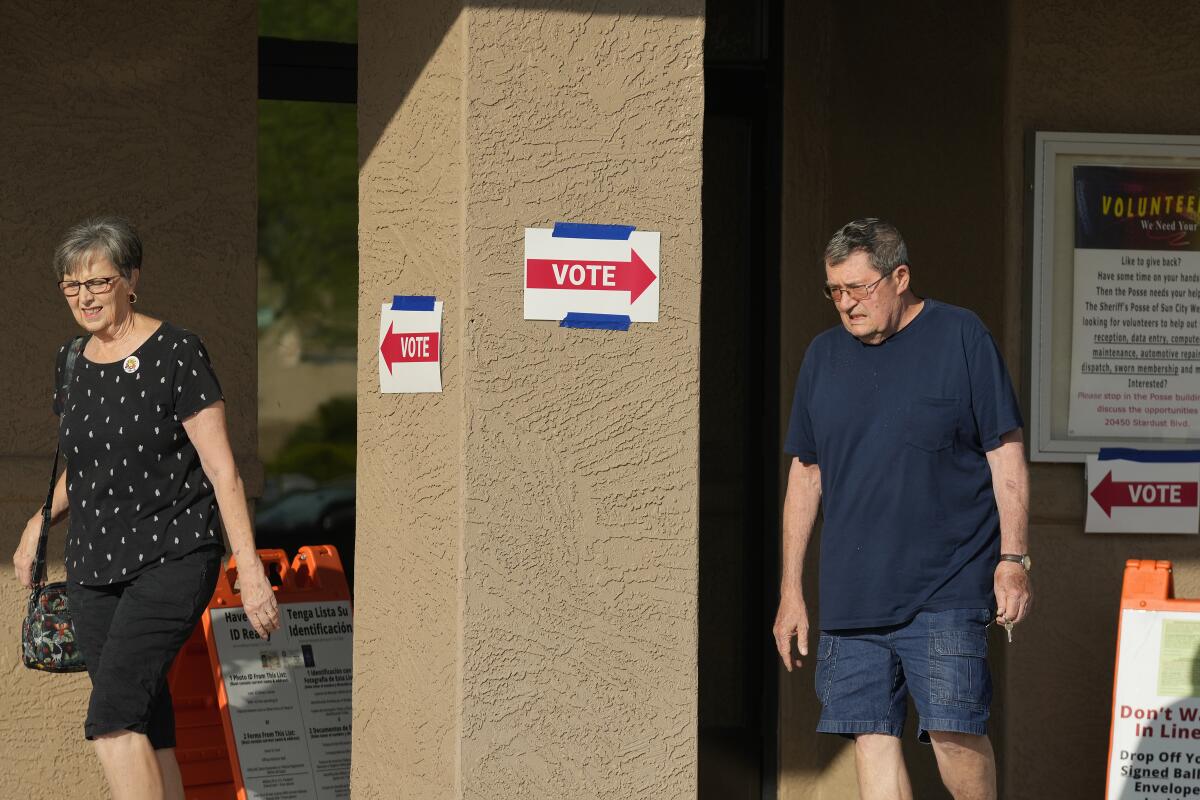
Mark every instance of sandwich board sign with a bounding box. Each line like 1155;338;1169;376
1107;560;1200;799
524;222;660;323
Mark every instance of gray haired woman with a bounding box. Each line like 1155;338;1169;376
11;217;279;800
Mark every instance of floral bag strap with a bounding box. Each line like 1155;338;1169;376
31;336;85;589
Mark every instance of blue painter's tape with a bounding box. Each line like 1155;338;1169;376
391;295;436;311
552;222;635;240
1098;448;1200;463
560;312;631;331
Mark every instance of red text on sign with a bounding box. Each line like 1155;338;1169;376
380;323;440;372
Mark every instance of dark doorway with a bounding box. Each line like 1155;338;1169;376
254;3;359;589
698;1;782;797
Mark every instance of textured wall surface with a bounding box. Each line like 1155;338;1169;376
353;2;465;797
0;4;257;797
1002;2;1200;798
354;2;704;798
459;6;702;798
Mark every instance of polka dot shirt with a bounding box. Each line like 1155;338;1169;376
54;322;224;585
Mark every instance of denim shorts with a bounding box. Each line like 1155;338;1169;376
66;545;222;748
813;607;993;742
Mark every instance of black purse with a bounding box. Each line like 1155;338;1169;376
21;337;86;673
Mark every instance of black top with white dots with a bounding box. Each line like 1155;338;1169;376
54;322;225;585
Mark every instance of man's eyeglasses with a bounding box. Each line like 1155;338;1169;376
59;276;122;297
822;273;889;302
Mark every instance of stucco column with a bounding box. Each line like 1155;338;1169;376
355;3;704;798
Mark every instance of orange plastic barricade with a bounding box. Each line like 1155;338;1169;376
170;545;353;800
1106;560;1200;799
169;624;236;799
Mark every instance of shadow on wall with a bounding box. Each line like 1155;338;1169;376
357;0;702;173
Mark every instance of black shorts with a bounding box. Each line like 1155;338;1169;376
66;546;222;748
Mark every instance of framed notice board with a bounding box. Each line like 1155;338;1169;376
1029;131;1200;462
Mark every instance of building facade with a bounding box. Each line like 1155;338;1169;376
3;1;1200;798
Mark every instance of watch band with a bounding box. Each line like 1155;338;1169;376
999;553;1031;571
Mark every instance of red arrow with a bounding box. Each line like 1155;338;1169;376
380;323;439;373
526;250;656;303
1090;471;1199;517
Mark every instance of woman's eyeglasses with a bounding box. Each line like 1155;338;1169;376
58;276;122;297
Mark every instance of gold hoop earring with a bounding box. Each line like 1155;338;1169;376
129;292;138;304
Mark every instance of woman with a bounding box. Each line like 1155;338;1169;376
11;217;279;800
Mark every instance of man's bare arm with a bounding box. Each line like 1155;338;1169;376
986;429;1032;626
773;457;822;671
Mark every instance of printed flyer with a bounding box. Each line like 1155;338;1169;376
1069;165;1200;439
210;600;354;799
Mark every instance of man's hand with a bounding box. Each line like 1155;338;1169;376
994;561;1032;626
773;592;810;672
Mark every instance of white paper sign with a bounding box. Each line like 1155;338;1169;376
210;601;354;799
1107;609;1200;799
379;301;443;393
1067;165;1200;440
1086;456;1200;534
523;227;660;322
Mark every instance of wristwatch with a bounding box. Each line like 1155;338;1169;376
999;553;1032;572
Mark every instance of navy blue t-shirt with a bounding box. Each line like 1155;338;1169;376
785;300;1023;630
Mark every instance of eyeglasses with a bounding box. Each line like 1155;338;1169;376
822;274;889;302
59;276;122;297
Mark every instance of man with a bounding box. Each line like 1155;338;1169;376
772;219;1031;800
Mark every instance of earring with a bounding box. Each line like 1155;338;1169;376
129;292;138;304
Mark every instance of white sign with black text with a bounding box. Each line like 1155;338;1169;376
1108;609;1200;799
210;601;354;799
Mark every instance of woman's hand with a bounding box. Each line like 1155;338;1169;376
239;557;281;639
12;513;43;589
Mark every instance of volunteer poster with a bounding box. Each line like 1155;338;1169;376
1069;166;1200;439
210;601;354;799
1107;610;1200;799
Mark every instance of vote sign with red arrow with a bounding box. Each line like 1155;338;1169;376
1090;472;1198;517
1085;456;1200;534
523;227;660;322
378;299;444;394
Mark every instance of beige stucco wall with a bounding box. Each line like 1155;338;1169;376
0;4;257;797
353;1;465;796
1002;2;1200;797
780;2;1200;798
354;2;704;798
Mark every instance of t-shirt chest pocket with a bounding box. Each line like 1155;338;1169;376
904;396;959;452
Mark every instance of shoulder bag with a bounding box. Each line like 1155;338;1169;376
22;336;87;673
